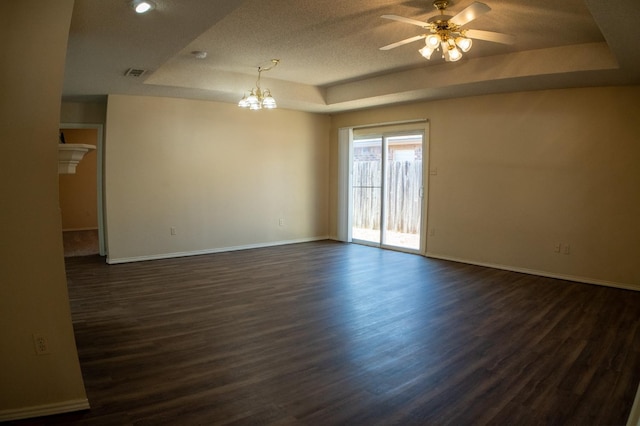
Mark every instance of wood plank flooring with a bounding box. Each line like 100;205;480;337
10;240;640;425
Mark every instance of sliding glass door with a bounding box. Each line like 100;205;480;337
352;132;424;252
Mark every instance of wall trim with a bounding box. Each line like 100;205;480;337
425;252;639;291
325;241;639;291
106;236;329;264
628;381;640;426
0;399;89;422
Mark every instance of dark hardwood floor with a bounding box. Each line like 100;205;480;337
11;240;640;425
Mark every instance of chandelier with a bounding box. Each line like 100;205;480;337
238;59;280;110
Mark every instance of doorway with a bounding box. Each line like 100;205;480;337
59;123;105;256
351;131;424;252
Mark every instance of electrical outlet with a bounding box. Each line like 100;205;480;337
279;218;284;227
33;334;50;355
554;243;561;253
563;244;570;255
170;227;177;235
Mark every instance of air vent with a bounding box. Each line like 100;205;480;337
124;68;147;77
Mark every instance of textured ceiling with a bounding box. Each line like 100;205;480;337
63;0;640;113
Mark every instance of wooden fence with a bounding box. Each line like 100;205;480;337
353;160;422;234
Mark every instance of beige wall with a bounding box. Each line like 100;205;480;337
104;95;330;262
0;0;88;419
330;86;640;288
60;101;107;125
59;129;98;230
2;1;636;421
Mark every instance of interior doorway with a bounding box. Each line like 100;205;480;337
59;123;105;257
351;131;424;253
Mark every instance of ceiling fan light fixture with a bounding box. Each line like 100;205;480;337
447;46;462;62
418;46;435;59
380;0;513;63
455;36;472;52
425;34;441;49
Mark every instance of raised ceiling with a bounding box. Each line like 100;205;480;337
63;0;640;113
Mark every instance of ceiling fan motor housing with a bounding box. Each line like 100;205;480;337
433;0;450;11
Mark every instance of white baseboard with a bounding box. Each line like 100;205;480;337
0;398;90;422
106;236;329;264
330;241;638;291
628;381;640;426
425;252;639;291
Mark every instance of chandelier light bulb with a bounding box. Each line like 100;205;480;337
246;91;259;105
262;90;277;109
263;99;276;109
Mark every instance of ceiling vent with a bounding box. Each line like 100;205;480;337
124;68;147;77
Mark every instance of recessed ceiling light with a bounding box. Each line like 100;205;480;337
132;1;155;14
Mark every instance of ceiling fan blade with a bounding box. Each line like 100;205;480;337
381;14;429;28
380;34;427;50
465;29;516;45
449;2;491;27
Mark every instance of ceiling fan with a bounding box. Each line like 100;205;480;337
380;0;515;62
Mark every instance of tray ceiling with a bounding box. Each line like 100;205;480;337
63;0;640;112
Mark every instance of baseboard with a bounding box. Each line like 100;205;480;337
0;398;90;422
628;381;640;426
106;236;329;264
425;252;639;291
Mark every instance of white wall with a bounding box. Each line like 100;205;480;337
0;0;88;420
104;95;330;263
330;86;640;288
